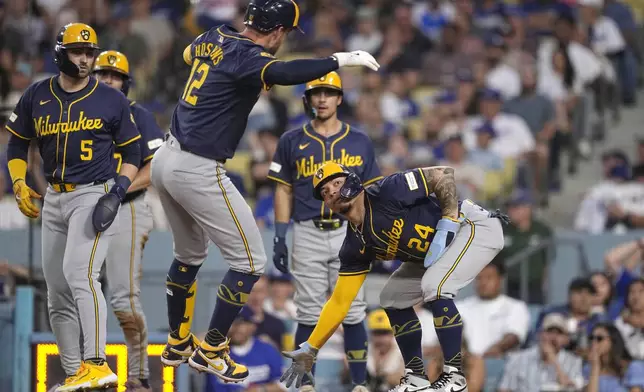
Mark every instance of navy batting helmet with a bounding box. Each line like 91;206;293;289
244;0;302;33
313;162;363;201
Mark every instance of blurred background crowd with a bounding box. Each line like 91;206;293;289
0;0;644;391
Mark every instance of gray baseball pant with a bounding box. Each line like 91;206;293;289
291;221;367;325
42;181;117;376
380;200;505;308
105;196;154;380
149;136;266;274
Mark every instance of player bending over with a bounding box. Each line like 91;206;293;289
280;162;508;392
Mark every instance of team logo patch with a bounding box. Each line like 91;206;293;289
9;112;17;122
107;55;117;65
80;29;91;41
315;168;325;179
269;161;282;173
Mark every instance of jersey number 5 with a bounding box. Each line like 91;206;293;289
182;58;210;106
407;224;435;253
80;140;93;161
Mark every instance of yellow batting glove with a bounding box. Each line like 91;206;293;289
13;180;41;219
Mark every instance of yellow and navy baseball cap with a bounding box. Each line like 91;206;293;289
56;23;99;49
312;162;350;200
367;309;393;333
94;50;130;78
244;0;303;33
305;71;343;93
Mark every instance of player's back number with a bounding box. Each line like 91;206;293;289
181;58;210;106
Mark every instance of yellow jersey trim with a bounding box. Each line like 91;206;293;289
417;168;429;197
260;60;280;91
116;134;142;147
5;125;33;140
363;176;383;186
217;27;254;43
267;175;291;187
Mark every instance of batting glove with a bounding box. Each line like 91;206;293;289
281;342;318;388
332;51;380;71
273;236;289;274
92;176;130;233
424;217;461;268
13;179;41;219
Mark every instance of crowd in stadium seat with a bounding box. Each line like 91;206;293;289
1;0;644;391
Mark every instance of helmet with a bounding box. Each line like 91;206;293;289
367;309;393;332
302;71;343;118
54;23;100;77
244;0;302;33
312;161;363;201
94;50;131;96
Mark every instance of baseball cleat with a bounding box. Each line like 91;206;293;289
188;338;249;382
388;369;431;391
161;333;200;367
351;385;369;392
428;365;467;392
55;362;117;391
299;386;316;392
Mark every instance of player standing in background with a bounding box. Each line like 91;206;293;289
5;23;141;391
280;163;509;392
268;71;382;392
93;50;165;392
150;0;379;383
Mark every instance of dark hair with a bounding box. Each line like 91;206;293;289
625;278;644;310
590;271;614;307
590;323;632;378
485;261;506;276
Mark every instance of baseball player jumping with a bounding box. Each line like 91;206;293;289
150;0;380;383
280;163;509;392
93;50;165;392
268;71;381;391
6;23;141;391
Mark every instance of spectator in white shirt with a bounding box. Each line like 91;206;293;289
468;121;504;171
579;0;625;57
462;88;535;160
459;263;531;358
483;34;521;100
263;270;297;322
615;279;644;360
346;7;383;54
365;309;405;392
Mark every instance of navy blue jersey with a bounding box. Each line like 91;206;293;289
112;101;165;171
6;76;140;184
171;25;281;161
338;169;463;275
267;122;382;222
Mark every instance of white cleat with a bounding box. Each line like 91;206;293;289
388;369;432;391
352;385;369;392
299;386;316;392
428;365;467;392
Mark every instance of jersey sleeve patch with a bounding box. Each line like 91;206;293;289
405;171;419;191
270;161;282;173
9;112;17;122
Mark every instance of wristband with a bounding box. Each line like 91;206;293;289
111;175;132;202
275;221;289;238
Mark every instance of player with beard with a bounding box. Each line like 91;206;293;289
268;71;381;391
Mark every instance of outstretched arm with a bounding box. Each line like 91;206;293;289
420;166;458;219
308;273;367;349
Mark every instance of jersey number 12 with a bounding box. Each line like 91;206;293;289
182;58;210;106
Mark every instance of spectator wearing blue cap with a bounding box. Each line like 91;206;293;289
205;306;284;392
468;121;504;171
495;190;553;303
462;87;535;160
483;33;521;100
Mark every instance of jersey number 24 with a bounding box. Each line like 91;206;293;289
407;224;435;253
181;58;210;106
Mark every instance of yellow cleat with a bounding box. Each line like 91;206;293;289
55;362;117;391
161;333;201;367
188;339;249;382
